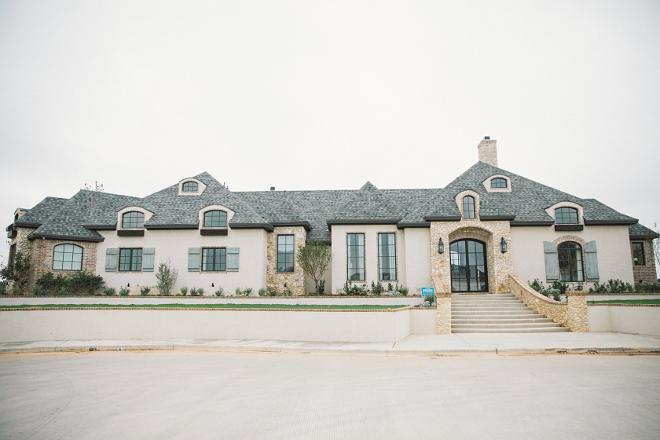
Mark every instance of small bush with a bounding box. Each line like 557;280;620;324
0;284;5;295
371;281;384;296
400;287;409;296
119;288;130;296
283;288;293;297
190;287;199;297
180;286;189;296
58;287;68;296
258;288;266;297
268;288;277;297
423;294;435;306
197;288;205;296
31;286;44;296
318;279;325;295
215;288;224;297
11;285;21;295
235;287;242;296
104;287;117;296
140;286;151;296
387;283;393;292
155;259;178;296
244;287;252;297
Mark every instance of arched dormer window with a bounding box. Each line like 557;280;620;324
204;210;227;228
555;207;578;224
53;244;83;271
491;178;507;189
182;181;198;192
122;211;144;229
463;196;475;219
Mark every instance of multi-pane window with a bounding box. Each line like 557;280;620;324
119;248;142;272
277;235;295;273
632;242;646;266
555;207;579;224
53;244;83;271
202;248;226;271
378;233;397;281
204;210;227;227
491;178;507;188
182;181;198;192
558;241;584;282
347;233;365;281
463;196;475;219
122;211;144;229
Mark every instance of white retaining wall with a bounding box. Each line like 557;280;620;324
588;306;660;336
0;297;424;306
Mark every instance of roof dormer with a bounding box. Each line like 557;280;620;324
178;178;207;196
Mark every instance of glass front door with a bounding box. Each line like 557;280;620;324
450;239;488;292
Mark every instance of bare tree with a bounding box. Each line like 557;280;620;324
296;241;331;295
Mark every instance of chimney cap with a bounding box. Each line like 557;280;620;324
270;187;275;191
484;136;490;140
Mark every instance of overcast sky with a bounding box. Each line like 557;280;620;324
1;0;659;265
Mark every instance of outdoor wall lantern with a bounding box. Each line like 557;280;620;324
127;283;130;287
438;238;444;254
212;283;214;287
501;237;508;253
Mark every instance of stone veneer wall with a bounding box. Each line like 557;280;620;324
432;275;451;334
509;274;588;332
266;226;307;296
429;199;513;294
31;239;99;287
631;239;658;284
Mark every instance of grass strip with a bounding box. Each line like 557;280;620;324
588;299;660;305
0;304;409;310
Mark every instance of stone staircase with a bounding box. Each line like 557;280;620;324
451;293;569;333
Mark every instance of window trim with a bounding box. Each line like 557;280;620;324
632;242;646;266
347;233;366;282
378;232;397;282
118;248;143;272
277;235;295;273
52;243;84;271
201;247;227;272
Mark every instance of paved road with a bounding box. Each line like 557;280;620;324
1;351;658;439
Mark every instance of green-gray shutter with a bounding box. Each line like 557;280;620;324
188;248;200;272
105;248;118;272
543;241;559;282
227;247;239;272
584;241;599;281
142;248;155;272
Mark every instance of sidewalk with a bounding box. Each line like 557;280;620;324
1;332;660;356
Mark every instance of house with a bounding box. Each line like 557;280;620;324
6;138;658;296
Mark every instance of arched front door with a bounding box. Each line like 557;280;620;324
450;239;488;292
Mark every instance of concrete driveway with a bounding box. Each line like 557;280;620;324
0;351;658;439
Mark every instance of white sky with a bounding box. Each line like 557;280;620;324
1;0;659;265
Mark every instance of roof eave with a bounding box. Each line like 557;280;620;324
228;222;275;232
145;223;199;230
327;218;402;228
82;224;117;231
510;221;555;227
423;216;462;222
397;222;430;229
29;233;105;243
270;221;312;231
584;219;638;226
480;215;516;221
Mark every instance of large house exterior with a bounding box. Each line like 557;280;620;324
6;138;658;296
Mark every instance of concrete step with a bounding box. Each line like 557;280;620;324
452;321;562;330
452;294;516;299
452;306;531;312
452;301;525;306
452;310;541;316
452;317;555;325
452;326;570;333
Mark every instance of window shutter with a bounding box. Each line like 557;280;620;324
188;248;200;272
142;248;155;272
584;241;600;281
227;247;240;272
105;248;118;272
543;241;559;282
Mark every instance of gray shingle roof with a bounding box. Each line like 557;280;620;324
10;197;68;228
629;223;659;239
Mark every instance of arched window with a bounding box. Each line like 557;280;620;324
53;244;83;271
558;241;584;282
555;207;578;224
204;210;227;227
491;178;507;189
463;196;475;219
122;211;144;229
182;181;198;192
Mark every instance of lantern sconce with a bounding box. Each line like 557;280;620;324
438;238;444;254
501;237;508;253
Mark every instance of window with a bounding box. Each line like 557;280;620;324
491;178;507;189
202;248;226;271
347;233;365;281
463;196;475;219
632;242;646;266
204;210;227;227
558;242;584;282
119;248;142;271
378;233;396;281
277;235;295;273
122;211;144;229
555;207;578;224
53;244;83;271
9;244;16;266
182;181;198;192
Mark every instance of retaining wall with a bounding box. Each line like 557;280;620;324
588;305;660;336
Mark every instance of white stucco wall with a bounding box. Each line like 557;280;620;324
588;306;660;336
97;228;268;295
510;225;634;286
402;228;431;295
330;224;405;293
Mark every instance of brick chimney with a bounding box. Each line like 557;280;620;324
478;136;497;167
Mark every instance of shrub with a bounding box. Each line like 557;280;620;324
423;294;435;306
283;288;293;297
140;286;151;296
58;287;68;296
400;287;409;296
180;286;189;296
267;288;277;296
244;287;252;297
371;281;384;296
197;288;205;296
0;246;31;292
258;288;266;297
235;287;242;296
190;287;199;297
31;286;44;296
37;272;68;295
387;283;393;292
119;288;129;296
67;270;104;294
11;285;20;295
215;288;224;296
104;287;117;296
0;284;5;295
318;279;325;295
155;259;178;296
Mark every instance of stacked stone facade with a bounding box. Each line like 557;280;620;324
631;239;658;284
266;226;307;296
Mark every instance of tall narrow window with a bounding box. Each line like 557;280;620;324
119;248;142;272
204;210;227;227
347;233;365;281
277;235;295;273
122;211;144;229
558;241;584;282
202;248;226;271
182;181;198;192
463;196;475;219
378;233;397;281
632;242;646;266
53;244;83;271
555;207;578;224
8;244;16;267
